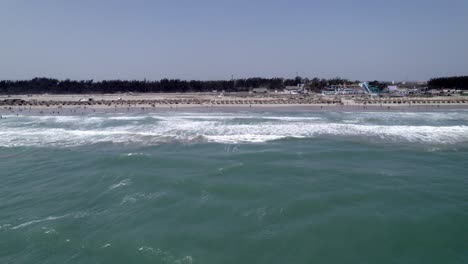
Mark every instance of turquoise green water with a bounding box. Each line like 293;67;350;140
1;111;467;263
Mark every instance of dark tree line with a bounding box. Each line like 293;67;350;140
428;76;468;90
368;80;387;90
0;77;357;95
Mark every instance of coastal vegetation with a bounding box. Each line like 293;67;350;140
428;76;468;90
0;77;357;95
4;76;466;95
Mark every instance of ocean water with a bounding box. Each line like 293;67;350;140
1;110;467;263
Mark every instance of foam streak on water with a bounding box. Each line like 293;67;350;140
10;214;70;230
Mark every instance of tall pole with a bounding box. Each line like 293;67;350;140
231;75;235;92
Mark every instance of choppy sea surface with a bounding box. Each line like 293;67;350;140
1;111;467;263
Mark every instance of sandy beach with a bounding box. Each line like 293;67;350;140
1;93;468;115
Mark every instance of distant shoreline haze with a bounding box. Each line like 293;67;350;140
0;76;467;95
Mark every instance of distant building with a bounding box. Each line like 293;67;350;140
284;84;306;94
321;90;337;95
388;85;399;92
322;84;365;95
252;87;269;93
428;89;442;95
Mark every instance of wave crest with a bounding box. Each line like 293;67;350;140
1;112;467;146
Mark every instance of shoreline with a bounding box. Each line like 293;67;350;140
2;93;468;115
2;104;468;116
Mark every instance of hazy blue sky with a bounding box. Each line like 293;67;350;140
1;0;467;81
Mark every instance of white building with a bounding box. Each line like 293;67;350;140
284;84;307;94
388;85;399;92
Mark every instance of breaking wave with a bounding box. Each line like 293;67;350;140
0;111;467;146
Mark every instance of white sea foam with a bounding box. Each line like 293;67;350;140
109;179;132;190
108;116;148;121
121;195;138;204
124;152;148;157
1;112;467;146
137;246;190;263
10;214;70;230
120;192;165;204
175;256;194;264
44;228;57;234
0;224;12;230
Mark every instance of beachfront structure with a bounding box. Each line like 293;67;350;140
321;84;366;95
284;84;307;94
359;82;380;95
388;85;399;92
251;87;269;94
389;87;417;95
